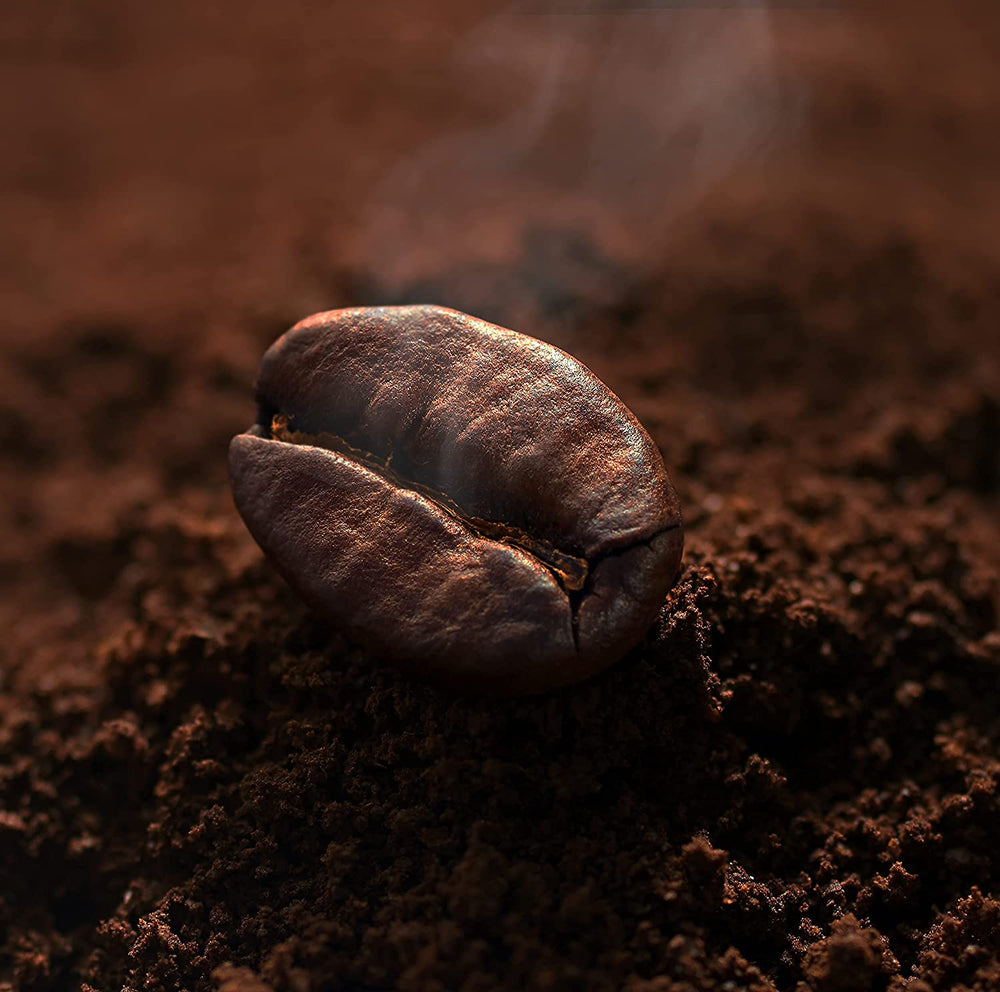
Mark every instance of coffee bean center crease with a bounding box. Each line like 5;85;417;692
269;413;592;593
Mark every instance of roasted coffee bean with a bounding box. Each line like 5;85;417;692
229;305;683;693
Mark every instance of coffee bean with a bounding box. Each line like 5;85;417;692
229;305;683;694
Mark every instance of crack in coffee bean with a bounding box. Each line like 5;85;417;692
229;305;683;694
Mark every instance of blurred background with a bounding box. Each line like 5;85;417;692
5;0;1000;317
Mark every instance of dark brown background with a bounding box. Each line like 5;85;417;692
1;1;999;989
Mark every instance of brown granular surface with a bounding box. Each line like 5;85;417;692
1;2;999;990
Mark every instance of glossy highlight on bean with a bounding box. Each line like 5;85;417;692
229;305;683;694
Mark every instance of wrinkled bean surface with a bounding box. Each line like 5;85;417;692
229;305;683;693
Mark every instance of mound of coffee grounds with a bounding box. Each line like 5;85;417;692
1;2;997;990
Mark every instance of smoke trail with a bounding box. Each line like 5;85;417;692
356;1;801;289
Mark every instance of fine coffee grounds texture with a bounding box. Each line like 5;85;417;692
2;3;999;991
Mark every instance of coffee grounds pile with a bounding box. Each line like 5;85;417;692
1;3;998;990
